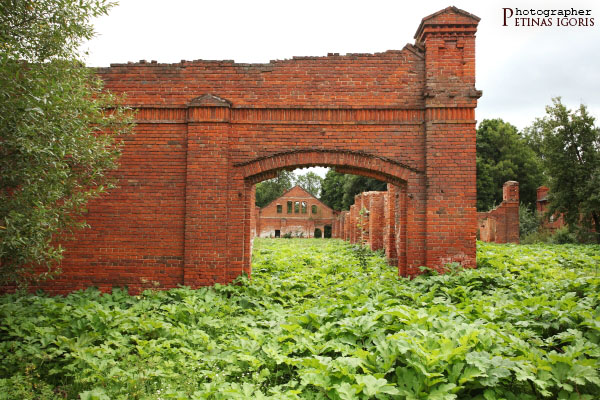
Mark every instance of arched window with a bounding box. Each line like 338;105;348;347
311;205;317;214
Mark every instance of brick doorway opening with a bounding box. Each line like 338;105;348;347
242;159;414;280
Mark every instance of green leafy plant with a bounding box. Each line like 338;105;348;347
352;207;370;272
1;240;599;398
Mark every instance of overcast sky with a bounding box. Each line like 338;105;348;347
82;0;599;177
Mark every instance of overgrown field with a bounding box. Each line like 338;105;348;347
1;240;599;399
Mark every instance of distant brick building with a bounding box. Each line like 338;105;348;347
255;186;335;238
536;186;565;231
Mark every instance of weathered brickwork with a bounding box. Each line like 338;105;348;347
256;186;335;238
477;181;520;244
332;187;411;273
29;7;480;293
536;186;565;231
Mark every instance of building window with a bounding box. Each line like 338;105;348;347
311;205;317;214
276;204;282;213
287;201;292;213
301;201;307;214
294;201;300;213
275;229;280;238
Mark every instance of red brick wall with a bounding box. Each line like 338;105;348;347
477;181;520;243
25;7;480;293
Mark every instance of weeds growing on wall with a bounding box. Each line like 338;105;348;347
0;240;599;399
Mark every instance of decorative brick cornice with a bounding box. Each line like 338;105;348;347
188;94;232;107
414;6;480;43
134;106;427;125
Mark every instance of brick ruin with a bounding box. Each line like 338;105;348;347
253;186;335;238
536;186;565;231
28;7;481;294
476;181;520;244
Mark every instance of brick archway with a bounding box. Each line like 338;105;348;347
35;7;481;293
235;149;419;279
238;150;416;185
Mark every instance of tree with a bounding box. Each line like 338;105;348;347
294;171;323;197
320;170;346;211
476;119;543;211
320;171;387;211
254;170;295;207
0;0;133;285
529;98;600;242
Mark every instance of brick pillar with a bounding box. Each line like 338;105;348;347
343;211;349;241
397;183;411;275
368;192;385;251
332;217;338;238
308;219;315;238
358;193;369;246
502;181;520;243
384;187;397;263
184;95;232;287
416;7;480;270
250;190;257;238
253;205;260;238
349;205;356;244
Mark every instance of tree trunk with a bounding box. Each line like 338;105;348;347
592;211;600;244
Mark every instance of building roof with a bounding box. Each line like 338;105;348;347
414;6;480;41
260;185;333;212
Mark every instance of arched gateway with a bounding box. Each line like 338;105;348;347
44;7;481;293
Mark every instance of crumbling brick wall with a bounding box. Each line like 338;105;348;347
536;186;565;231
334;187;413;273
477;181;520;243
24;7;480;294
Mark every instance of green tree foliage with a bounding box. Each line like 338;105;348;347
476;119;543;211
519;203;541;238
320;170;387;211
254;170;295;207
294;171;323;198
0;0;133;286
528;98;600;243
319;170;346;211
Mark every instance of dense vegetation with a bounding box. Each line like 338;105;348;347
320;171;387;211
524;99;600;243
0;0;133;286
1;240;599;399
476;119;543;211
